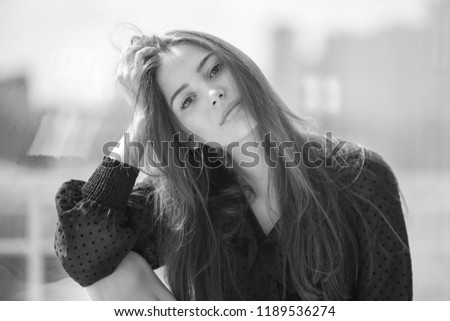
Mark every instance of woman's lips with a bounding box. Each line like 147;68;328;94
220;100;241;125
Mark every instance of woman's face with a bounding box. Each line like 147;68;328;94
156;43;256;148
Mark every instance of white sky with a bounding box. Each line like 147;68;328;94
0;0;434;107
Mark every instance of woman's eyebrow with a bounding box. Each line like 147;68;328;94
196;52;215;72
170;52;215;108
170;84;188;108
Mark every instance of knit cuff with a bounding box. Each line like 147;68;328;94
81;156;140;211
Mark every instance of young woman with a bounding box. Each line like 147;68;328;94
54;29;412;300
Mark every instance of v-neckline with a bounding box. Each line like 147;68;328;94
246;205;279;243
235;175;279;241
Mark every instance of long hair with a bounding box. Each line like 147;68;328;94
116;29;407;300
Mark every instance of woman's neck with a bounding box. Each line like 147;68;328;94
227;133;272;198
227;133;281;235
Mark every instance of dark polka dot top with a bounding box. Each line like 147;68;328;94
54;147;412;300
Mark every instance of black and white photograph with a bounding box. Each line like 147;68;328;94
0;0;449;310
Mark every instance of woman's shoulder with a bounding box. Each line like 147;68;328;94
324;140;400;193
325;140;409;244
328;142;412;300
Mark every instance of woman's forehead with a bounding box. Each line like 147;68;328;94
156;43;213;101
160;43;210;66
157;43;211;83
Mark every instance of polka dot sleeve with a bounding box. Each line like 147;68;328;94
54;157;161;287
349;150;413;300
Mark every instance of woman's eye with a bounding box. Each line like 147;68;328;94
209;63;222;78
181;96;195;110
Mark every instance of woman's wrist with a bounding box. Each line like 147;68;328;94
108;134;143;169
81;157;140;211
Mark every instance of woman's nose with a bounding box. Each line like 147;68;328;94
209;89;225;107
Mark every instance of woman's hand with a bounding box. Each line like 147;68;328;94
109;112;147;169
116;39;155;103
112;38;155;168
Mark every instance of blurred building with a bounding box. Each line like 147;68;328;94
319;19;450;170
271;1;450;170
0;77;42;163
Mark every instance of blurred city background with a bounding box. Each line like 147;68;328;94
0;0;449;300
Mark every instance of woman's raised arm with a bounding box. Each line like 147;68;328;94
54;156;174;300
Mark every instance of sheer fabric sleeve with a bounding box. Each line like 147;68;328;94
347;150;413;300
54;157;161;287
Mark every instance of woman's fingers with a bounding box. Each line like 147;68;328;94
117;45;155;95
134;46;155;70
